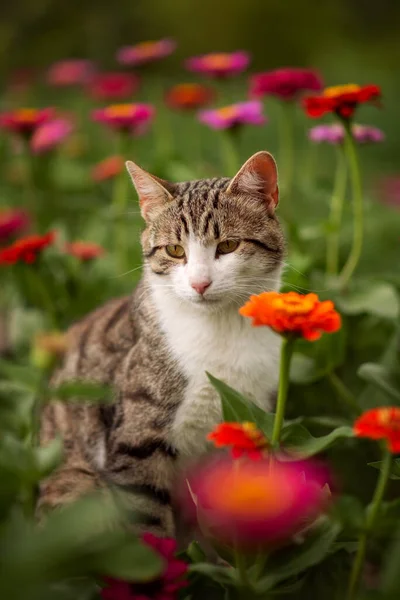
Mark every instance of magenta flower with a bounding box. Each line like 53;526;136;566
0;208;30;241
46;59;95;87
178;455;329;548
199;101;265;130
101;533;187;600
87;72;139;101
92;103;154;134
0;108;55;139
309;123;385;145
117;39;176;67
250;68;323;101
31;118;74;154
185;51;250;78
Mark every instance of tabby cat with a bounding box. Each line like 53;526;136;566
39;151;285;536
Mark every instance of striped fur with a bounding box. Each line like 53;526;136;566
39;152;285;537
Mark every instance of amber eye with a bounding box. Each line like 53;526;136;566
166;244;185;258
217;240;239;255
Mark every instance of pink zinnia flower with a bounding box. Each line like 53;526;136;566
0;108;55;139
185;51;250;78
117;39;176;67
92;103;154;134
31;118;74;154
179;455;329;548
0;208;30;241
46;59;95;87
308;123;385;145
250;68;323;101
87;72;139;101
199;101;265;130
101;533;187;600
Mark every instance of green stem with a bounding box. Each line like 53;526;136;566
271;338;295;447
277;102;294;200
328;372;361;415
112;134;131;272
221;129;240;176
326;147;347;277
22;266;58;329
338;123;364;289
346;447;392;599
234;546;251;590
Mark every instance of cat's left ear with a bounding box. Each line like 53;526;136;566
226;151;279;212
125;160;175;221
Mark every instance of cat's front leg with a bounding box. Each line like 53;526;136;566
170;379;222;457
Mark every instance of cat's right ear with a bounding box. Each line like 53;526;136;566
125;161;174;221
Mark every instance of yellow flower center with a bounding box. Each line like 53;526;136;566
210;468;293;518
273;295;316;315
15;108;39;122
135;41;158;57
323;84;360;97
242;422;268;447
205;53;232;69
217;106;239;119
106;104;135;118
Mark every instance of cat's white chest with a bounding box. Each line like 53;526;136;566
154;295;281;456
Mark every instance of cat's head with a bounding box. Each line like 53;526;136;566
126;152;285;311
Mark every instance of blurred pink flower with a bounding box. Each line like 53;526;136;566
199;101;265;130
117;39;176;67
308;123;385;145
92;103;154;134
87;72;139;101
0;108;55;139
250;68;323;101
31;118;74;154
46;59;95;87
101;533;187;600
185;51;250;78
179;455;329;548
0;208;30;241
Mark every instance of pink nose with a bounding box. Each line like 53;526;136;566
191;280;211;295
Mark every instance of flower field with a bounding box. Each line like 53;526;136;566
1;38;400;600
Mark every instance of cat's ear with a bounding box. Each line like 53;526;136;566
226;151;279;212
125;160;175;221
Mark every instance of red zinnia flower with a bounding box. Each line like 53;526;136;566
303;84;381;120
240;291;341;341
165;83;215;110
91;156;124;182
88;72;139;101
250;68;323;101
92;103;154;134
0;108;55;138
208;422;269;459
65;241;105;261
354;407;400;453
0;231;55;265
0;208;30;241
101;533;187;600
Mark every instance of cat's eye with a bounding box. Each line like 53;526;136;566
216;240;239;255
166;244;185;258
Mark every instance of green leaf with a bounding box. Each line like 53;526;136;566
337;281;399;320
34;437;64;477
186;541;207;564
189;563;236;586
255;519;341;593
52;381;114;404
290;328;347;385
206;373;275;438
357;363;400;403
369;458;400;480
0;359;40;389
330;495;365;533
99;539;164;581
281;423;354;457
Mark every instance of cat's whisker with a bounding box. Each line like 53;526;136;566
111;264;143;279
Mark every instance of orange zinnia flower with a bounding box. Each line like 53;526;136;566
303;83;381;120
0;231;55;265
207;422;269;460
65;241;105;261
91;156;124;182
354;407;400;453
165;83;215;110
239;291;341;341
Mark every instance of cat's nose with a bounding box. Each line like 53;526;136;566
191;280;212;295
